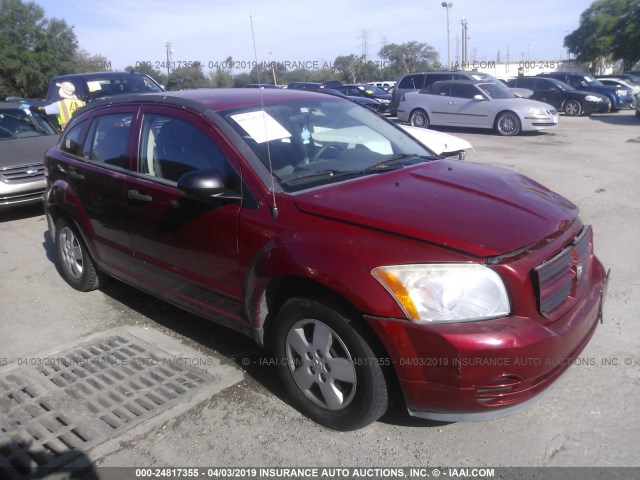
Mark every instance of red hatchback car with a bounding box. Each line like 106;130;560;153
43;89;608;430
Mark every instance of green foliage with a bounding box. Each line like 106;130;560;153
0;0;78;97
379;42;440;78
125;62;167;86
166;62;209;90
565;0;640;69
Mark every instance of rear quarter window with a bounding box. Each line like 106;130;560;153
398;74;425;90
60;120;88;156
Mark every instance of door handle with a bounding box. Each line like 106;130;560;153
127;189;152;203
68;170;84;180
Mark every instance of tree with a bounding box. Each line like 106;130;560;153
0;0;78;97
565;0;640;70
166;62;209;90
125;62;167;86
378;42;439;78
73;49;111;73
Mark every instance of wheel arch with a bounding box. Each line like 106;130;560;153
493;109;522;134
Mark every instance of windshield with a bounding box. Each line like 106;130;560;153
84;74;164;101
0;106;59;139
222;98;436;192
477;82;514;99
469;72;500;82
583;75;604;87
360;85;388;96
549;78;572;91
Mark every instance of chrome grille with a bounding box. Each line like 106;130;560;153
533;226;592;318
0;164;45;183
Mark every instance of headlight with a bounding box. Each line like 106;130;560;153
527;107;548;115
615;89;628;96
376;98;391;104
372;264;511;323
585;95;602;102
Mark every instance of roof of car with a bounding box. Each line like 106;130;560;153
51;71;152;80
76;88;342;114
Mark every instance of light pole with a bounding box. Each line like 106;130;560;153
441;2;452;69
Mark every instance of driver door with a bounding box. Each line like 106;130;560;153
124;106;247;329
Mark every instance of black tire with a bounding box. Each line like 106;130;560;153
55;218;105;291
409;109;430;129
563;99;583;117
494;111;521;136
273;298;389;430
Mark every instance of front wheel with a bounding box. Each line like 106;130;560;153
563;99;583;117
409;109;430;129
273;298;389;430
55;218;105;291
495;111;521;136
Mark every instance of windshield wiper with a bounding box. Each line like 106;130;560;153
279;169;365;186
365;154;433;171
279;155;434;186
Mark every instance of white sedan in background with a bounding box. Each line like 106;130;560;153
397;80;558;136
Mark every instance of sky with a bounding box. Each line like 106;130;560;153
38;0;596;74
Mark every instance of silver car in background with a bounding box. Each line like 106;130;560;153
397;80;558;136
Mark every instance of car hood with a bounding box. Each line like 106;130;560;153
0;134;60;168
400;125;473;156
501;97;557;111
293;160;577;257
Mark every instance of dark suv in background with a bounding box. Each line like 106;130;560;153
537;72;633;112
46;71;165;103
507;76;610;116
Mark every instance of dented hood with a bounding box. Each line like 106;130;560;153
293;160;577;257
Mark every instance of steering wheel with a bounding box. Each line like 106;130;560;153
310;142;345;163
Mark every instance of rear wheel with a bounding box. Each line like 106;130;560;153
273;298;389;430
55;218;105;291
563;99;582;117
409;109;430;129
495;111;521;136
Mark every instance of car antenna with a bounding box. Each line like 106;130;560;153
250;15;279;219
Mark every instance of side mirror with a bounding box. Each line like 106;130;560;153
177;168;241;200
473;94;485;101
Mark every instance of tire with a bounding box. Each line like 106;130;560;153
409;109;430;128
495;111;521;136
563;99;582;117
55;218;105;291
273;298;389;430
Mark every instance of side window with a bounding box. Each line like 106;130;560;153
424;74;447;88
60;120;88;156
432;84;451;96
450;84;478;99
536;79;551;91
517;78;535;89
82;114;133;168
139;114;233;183
399;74;425;90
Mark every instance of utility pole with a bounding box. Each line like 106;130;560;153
165;42;173;77
441;3;452;69
460;18;468;68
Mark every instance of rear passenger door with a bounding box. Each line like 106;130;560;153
124;106;247;329
57;107;139;281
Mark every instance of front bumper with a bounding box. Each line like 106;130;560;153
0;178;46;208
365;257;608;422
522;114;558;131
